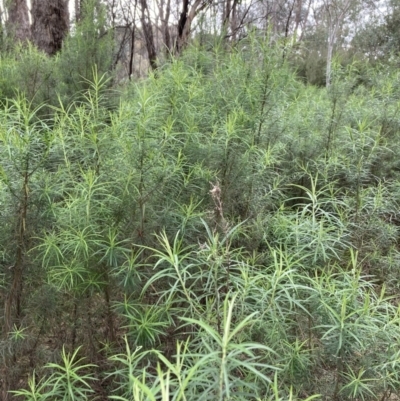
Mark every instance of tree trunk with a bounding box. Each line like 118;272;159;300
326;27;335;87
6;0;31;42
230;0;238;40
140;0;158;71
31;0;69;55
323;0;353;87
129;0;138;78
160;0;172;51
177;0;208;52
223;0;232;34
176;0;189;51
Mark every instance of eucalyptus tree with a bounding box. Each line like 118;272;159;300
352;0;400;61
176;0;213;51
31;0;70;55
139;0;158;70
5;0;30;41
321;0;354;86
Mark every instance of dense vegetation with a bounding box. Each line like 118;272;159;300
2;15;400;401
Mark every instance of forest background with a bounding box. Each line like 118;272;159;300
1;0;400;400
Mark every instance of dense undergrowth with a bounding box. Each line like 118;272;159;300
1;37;400;400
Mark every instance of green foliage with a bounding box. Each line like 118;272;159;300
11;347;96;401
55;0;113;105
0;1;113;113
4;35;400;401
352;1;400;63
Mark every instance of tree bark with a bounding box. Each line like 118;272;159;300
223;0;232;33
6;0;31;42
129;0;138;78
177;0;189;51
160;0;172;51
140;0;158;70
230;0;238;40
176;0;209;52
31;0;69;55
323;0;352;87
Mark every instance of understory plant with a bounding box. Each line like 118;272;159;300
5;35;400;401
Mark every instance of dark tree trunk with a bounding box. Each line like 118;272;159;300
176;0;209;52
230;0;238;40
31;0;70;55
223;0;232;32
7;0;31;42
129;0;138;78
177;0;189;41
159;0;172;51
140;0;158;71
